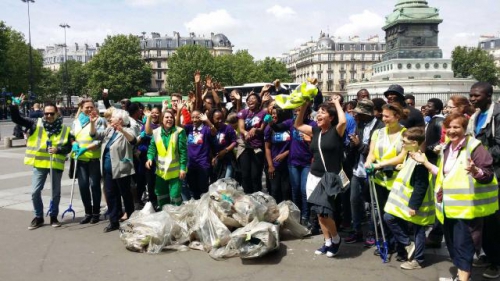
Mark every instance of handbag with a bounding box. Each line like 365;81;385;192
318;131;350;190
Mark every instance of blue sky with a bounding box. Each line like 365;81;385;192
2;0;499;59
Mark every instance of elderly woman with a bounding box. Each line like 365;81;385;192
295;96;346;258
411;113;498;281
146;109;187;208
90;109;137;233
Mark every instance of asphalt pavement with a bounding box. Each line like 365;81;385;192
0;132;486;281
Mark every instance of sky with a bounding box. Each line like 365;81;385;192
1;0;499;60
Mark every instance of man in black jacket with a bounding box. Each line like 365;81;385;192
424;98;444;165
384;84;425;128
345;99;385;244
467;82;500;279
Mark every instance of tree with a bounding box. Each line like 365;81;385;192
167;44;215;94
37;68;59;102
85;34;151;100
452;46;500;86
252;57;292;83
57;60;89;96
213;50;257;86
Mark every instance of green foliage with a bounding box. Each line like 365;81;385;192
167;44;216;94
37;68;59;102
0;21;44;95
85;34;151;100
452;46;500;86
168;47;291;93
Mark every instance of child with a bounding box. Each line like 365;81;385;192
383;127;434;269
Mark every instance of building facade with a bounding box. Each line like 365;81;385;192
280;33;385;95
39;43;99;71
479;35;500;67
140;32;233;92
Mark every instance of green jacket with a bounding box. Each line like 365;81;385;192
147;126;187;172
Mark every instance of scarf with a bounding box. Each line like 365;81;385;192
43;116;63;138
78;112;90;127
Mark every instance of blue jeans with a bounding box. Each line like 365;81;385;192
384;213;426;263
288;164;310;220
76;159;102;215
350;175;366;232
32;167;63;218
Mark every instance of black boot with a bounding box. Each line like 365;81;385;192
90;214;100;224
80;214;92;224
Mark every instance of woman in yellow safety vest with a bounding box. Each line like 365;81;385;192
363;103;408;254
411;113;498;281
145;109;187;209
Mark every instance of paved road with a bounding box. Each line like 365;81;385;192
0;146;483;281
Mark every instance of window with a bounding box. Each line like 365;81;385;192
157;49;161;57
327;81;333;91
157;81;162;90
425;63;430;69
318;64;322;70
340;73;345;80
491;41;495;48
328;54;333;61
372;54;375;60
328;63;332;70
155;40;161;48
157;71;162;79
167;40;172;48
360;44;365;51
443;63;448;69
398;63;403;69
318;73;322;80
416;63;421;69
77;56;82;62
362;62;366;70
157;61;161;68
407;63;412;69
350;72;355;80
328;73;332;80
434;63;439;69
318;54;322;61
339;44;344;51
340;54;344;61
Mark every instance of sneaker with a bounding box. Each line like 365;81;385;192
50;216;61;228
405;241;416;261
483;265;500;279
315;244;329;255
401;260;422;270
345;232;363;244
80;214;92;224
473;255;491;268
364;232;376;247
326;238;342;257
438;277;457;281
28;217;44;230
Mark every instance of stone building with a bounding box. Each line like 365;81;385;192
39;43;99;71
479;35;500;67
280;33;386;95
140;32;233;92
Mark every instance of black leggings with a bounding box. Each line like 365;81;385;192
238;148;264;194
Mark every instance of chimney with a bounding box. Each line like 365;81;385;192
75;43;79;50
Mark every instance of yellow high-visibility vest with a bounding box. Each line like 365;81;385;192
384;158;435;226
153;126;183;180
24;119;70;170
372;127;406;190
435;137;499;223
72;119;100;160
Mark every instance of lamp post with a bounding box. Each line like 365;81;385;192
21;0;35;99
59;23;70;109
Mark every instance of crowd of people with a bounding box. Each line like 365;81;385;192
9;74;500;281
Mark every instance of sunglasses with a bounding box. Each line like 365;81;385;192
44;112;56;116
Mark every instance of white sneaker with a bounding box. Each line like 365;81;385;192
405;241;415;260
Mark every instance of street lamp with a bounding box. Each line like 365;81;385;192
59;23;70;108
21;0;35;99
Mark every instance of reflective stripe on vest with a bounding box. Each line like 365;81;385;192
24;119;70;170
372;127;406;190
72;120;100;160
435;137;499;223
153;127;183;180
384;158;435;226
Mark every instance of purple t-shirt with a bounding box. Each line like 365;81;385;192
237;108;267;149
264;125;291;168
283;118;317;167
184;124;212;169
211;123;237;154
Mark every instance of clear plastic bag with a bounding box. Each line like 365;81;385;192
195;208;232;252
250;192;280;223
229;219;280;259
232;194;268;226
163;200;198;245
119;210;174;254
277;201;310;239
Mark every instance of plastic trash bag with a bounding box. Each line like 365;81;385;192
163;200;198;245
250;192;280;223
277;201;310;239
232;194;268;226
195;208;232;252
119;210;174;254
229;219;280;259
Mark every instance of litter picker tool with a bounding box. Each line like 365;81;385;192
45;140;53;217
367;170;389;263
62;153;77;220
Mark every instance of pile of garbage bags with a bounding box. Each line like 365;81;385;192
120;178;310;259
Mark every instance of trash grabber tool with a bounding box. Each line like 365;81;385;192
62;154;77;220
45;140;53;217
368;172;389;263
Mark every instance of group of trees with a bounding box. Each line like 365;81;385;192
452;46;500;86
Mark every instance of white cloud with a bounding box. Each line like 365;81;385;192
334;10;384;38
266;5;296;18
184;9;239;35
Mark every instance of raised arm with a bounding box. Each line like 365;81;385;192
294;103;313;137
329;95;346;137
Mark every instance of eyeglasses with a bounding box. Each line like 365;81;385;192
445;105;457;109
44;112;56;116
